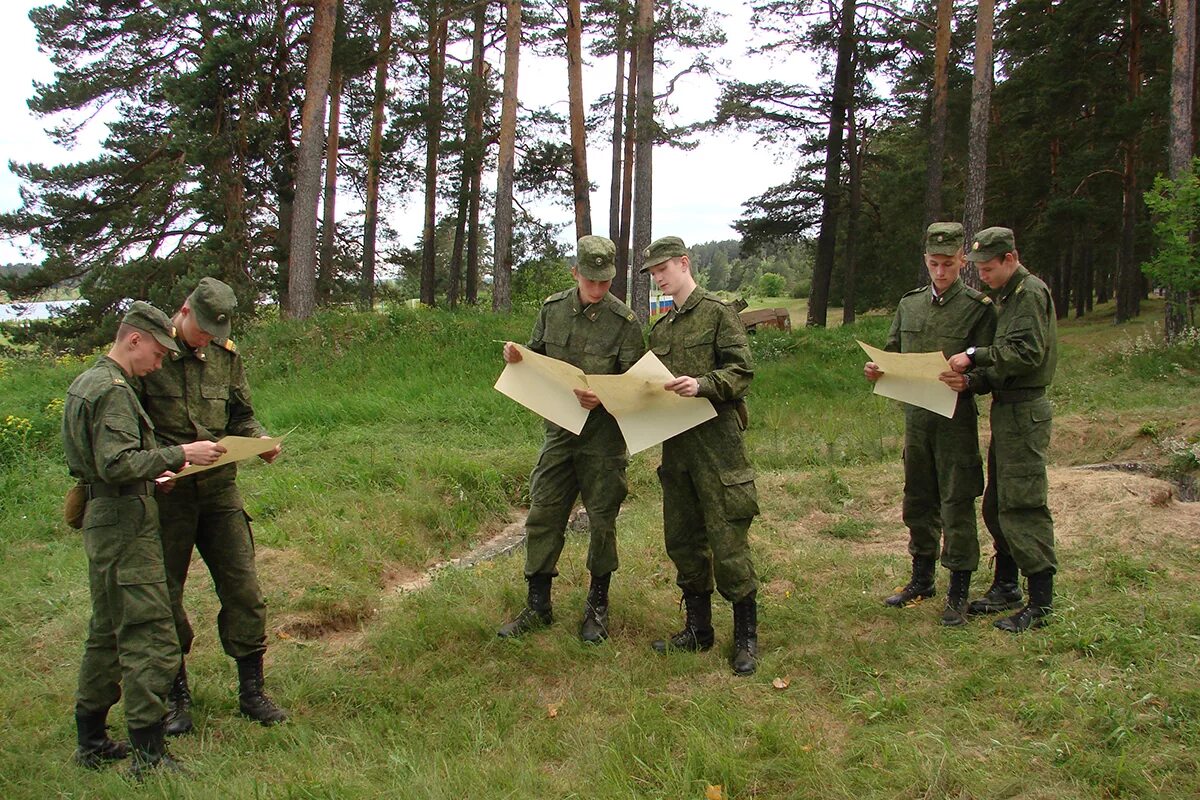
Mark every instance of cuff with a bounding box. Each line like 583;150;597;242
972;346;995;368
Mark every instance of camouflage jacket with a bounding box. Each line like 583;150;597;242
886;278;997;358
971;266;1058;392
648;288;754;405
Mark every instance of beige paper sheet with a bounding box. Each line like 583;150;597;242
586;351;718;455
857;340;958;419
494;347;717;453
169;434;286;479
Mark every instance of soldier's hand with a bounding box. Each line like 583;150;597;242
155;469;178;494
182;440;226;466
573;388;601;410
947;353;972;373
664;376;699;397
864;361;883;382
503;342;523;363
259;436;281;464
939;370;969;393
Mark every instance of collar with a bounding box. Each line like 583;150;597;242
672;288;705;316
570;290;608;322
930;279;964;306
169;334;210;363
994;265;1028;304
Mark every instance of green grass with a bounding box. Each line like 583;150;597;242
0;299;1198;798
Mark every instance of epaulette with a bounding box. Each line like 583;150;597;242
963;285;993;305
901;286;927;299
1015;284;1025;295
112;377;126;386
544;289;572;304
220;338;237;353
607;302;637;322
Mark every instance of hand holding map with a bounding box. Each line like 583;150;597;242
857;340;959;419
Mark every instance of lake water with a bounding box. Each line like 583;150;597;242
0;300;81;322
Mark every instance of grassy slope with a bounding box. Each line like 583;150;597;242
0;299;1198;799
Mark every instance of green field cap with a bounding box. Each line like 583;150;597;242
966;226;1016;262
187;277;237;339
122;301;180;352
639;236;688;273
925;222;964;255
576;235;617;281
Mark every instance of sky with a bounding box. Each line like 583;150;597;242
0;2;818;266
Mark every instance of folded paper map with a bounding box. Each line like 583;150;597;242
494;346;717;454
857;340;958;419
165;434;287;480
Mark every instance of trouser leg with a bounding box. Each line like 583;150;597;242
989;400;1057;576
575;451;627;577
659;466;714;596
901;412;942;561
157;485;200;656
522;448;579;577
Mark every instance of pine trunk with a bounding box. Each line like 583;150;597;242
465;0;487;305
1116;0;1142;323
921;0;954;286
962;0;994;290
567;0;591;239
1166;0;1197;339
617;41;638;302
318;66;342;306
421;7;448;307
630;0;654;323
362;5;392;310
844;103;862;325
608;7;628;300
493;0;522;313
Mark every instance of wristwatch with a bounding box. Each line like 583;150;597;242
965;346;977;364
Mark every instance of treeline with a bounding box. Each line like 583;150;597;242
689;240;814;297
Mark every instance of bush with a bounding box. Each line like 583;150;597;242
758;272;786;297
791;279;812;299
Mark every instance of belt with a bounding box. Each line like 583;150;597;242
84;481;153;499
992;387;1046;404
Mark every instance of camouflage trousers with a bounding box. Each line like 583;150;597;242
982;396;1057;576
157;465;267;659
76;495;181;729
524;431;628;578
659;412;759;603
902;404;985;571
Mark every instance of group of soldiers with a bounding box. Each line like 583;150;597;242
61;224;1058;778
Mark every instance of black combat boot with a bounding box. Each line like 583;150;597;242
995;571;1053;633
730;592;758;676
884;556;937;606
652;591;715;653
941;570;972;626
128;722;185;779
73;707;129;769
236;653;289;725
163;661;193;736
968;552;1023;614
497;574;554;638
579;572;611;643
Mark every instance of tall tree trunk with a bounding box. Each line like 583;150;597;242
362;4;392;310
567;0;592;239
287;0;337;321
318;65;343;305
465;1;488;305
921;0;954;285
1166;0;1197;339
630;0;654;323
962;0;994;289
617;40;638;303
1116;0;1143;323
271;0;295;312
421;6;448;307
844;102;862;326
450;2;488;309
807;0;856;328
493;0;522;313
608;6;628;300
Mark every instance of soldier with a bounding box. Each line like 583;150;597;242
64;302;225;776
642;236;761;676
138;277;287;734
497;235;645;642
865;222;996;625
946;227;1059;633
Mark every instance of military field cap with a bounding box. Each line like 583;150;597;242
186;276;237;339
965;226;1016;262
924;222;964;255
639;236;688;273
122;301;180;353
576;235;617;281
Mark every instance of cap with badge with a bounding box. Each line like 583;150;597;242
965;226;1016;263
924;222;964;255
122;301;181;353
186;276;238;339
576;235;617;281
639;236;689;273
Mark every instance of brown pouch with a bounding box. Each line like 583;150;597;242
64;484;86;529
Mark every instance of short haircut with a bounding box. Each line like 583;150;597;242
116;323;138;342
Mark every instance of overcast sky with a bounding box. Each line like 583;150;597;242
0;2;817;266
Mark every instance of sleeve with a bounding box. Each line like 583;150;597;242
92;388;185;482
964;302;999;395
526;304;548;355
973;293;1049;382
226;355;269;438
696;305;755;402
616;318;647;373
884;307;903;353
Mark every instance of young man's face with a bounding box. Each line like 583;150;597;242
177;304;215;349
925;251;964;293
572;268;612;305
128;333;170;377
647;256;691;296
976;252;1018;289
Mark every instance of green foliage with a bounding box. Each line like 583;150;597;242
1142;159;1200;299
758;272;786;296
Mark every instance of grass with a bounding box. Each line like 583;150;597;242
0;298;1198;798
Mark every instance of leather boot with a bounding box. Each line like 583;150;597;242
497;574;554;638
941;570;972;627
995;570;1053;633
968;552;1023;614
128;722;185;779
730;592;758;676
163;661;193;736
652;591;715;653
236;653;289;725
579;572;611;643
73;707;129;769
884;556;937;606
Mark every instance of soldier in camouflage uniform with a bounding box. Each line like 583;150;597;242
137;277;287;734
498;236;646;642
947;227;1059;633
64;302;225;776
865;222;996;625
642;236;761;676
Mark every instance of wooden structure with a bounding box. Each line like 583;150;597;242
739;307;792;333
